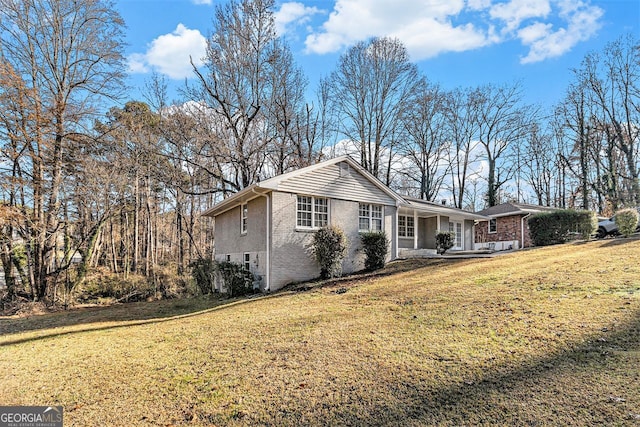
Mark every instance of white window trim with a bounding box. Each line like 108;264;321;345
241;203;248;235
398;215;415;238
489;218;497;234
449;220;463;250
296;195;329;229
359;203;384;232
243;252;251;271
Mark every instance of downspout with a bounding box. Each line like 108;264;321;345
521;213;531;250
394;206;399;259
413;209;418;250
252;189;271;291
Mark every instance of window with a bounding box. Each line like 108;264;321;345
297;195;329;228
449;221;462;249
314;197;329;227
226;254;231;262
244;253;251;271
399;215;415;238
489;218;497;233
359;203;383;232
241;203;248;234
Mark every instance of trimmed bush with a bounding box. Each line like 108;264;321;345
435;231;455;255
528;210;597;246
360;231;389;271
312;226;348;279
615;208;639;237
575;210;599;240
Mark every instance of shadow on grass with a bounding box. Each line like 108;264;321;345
0;294;281;347
328;310;640;426
285;258;471;293
601;234;640;248
0;258;469;346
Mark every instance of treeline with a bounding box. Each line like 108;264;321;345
0;0;638;303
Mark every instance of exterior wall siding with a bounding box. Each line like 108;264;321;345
424;217;437;249
398;238;413;249
475;215;533;248
275;161;395;206
268;191;396;291
464;220;474;251
270;192;319;290
213;196;268;290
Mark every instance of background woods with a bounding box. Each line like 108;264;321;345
0;0;638;305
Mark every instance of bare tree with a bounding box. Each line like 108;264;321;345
521;122;556;206
399;79;450;200
583;34;640;206
445;88;481;209
471;82;534;207
0;0;125;301
327;37;421;183
191;0;294;191
263;40;310;174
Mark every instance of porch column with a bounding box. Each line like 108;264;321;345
413;210;418;249
437;214;441;231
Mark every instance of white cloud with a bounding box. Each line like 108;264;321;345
275;2;323;36
489;0;551;32
517;22;552;44
301;0;604;64
191;0;212;5
127;24;207;80
467;0;492;11
518;0;603;63
393;20;491;59
304;0;492;58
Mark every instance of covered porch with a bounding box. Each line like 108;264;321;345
396;198;488;258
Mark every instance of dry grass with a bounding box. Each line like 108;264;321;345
1;238;639;426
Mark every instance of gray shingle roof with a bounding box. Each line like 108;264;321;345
476;202;559;217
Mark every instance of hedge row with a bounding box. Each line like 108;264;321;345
528;210;597;246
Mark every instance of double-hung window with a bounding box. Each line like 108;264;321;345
489;218;497;233
297;195;329;228
241;203;248;234
359;203;383;232
399;215;415;238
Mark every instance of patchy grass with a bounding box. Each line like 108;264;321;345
1;238;639;426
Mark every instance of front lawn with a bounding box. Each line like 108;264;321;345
1;238;639;425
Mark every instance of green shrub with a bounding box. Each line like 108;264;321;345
615;208;639;237
528;210;597;246
189;258;254;297
435;231;455;255
189;257;217;294
216;261;255;297
312;226;348;279
360;231;389;271
574;210;599;240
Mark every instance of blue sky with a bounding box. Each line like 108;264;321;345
115;0;639;108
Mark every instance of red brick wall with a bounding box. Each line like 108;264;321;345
475;215;534;248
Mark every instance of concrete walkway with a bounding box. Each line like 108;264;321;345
398;249;516;259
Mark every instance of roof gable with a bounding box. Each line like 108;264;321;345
203;155;403;217
260;156;401;205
